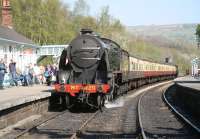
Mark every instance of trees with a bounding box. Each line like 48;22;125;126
11;0;75;45
196;24;200;48
96;6;125;41
73;0;89;16
10;0;125;45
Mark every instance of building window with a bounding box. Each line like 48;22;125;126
3;47;7;53
9;45;12;53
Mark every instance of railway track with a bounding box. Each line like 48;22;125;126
12;92;140;139
163;86;200;133
9;107;99;139
8;96;139;139
1;81;182;139
75;81;175;139
70;110;100;139
79;93;140;139
15;109;71;138
138;83;200;139
5;82;152;139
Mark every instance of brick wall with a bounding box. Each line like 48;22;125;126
1;0;12;28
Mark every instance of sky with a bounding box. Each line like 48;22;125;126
62;0;200;26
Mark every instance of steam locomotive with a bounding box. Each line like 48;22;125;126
52;29;178;109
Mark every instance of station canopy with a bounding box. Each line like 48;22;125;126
0;26;38;48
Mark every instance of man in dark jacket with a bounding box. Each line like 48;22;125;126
9;59;18;86
0;59;6;89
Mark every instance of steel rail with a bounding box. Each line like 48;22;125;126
15;109;69;139
70;110;100;139
15;109;100;139
163;89;200;133
137;81;171;139
137;88;147;139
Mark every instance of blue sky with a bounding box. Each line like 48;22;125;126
62;0;200;26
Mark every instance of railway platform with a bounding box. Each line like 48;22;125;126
0;85;52;111
0;85;54;136
174;76;200;91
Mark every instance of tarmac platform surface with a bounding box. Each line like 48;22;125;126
174;76;200;91
0;85;52;111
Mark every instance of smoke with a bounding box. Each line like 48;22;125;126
105;97;125;108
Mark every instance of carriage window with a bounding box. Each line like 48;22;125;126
132;62;135;70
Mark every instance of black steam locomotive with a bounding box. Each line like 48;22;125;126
52;29;177;109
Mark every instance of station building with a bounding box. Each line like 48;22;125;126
0;0;38;72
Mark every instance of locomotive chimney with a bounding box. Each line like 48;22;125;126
1;0;13;29
80;28;93;35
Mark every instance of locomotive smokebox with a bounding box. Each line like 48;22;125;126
67;29;109;84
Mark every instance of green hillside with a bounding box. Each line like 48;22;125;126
126;24;200;74
127;24;197;46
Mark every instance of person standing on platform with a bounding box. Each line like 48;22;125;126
0;59;6;89
28;63;34;85
51;64;58;83
9;59;18;86
44;65;53;86
33;64;40;84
